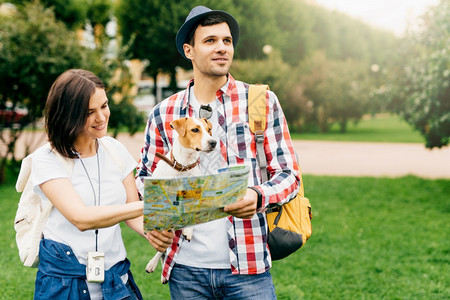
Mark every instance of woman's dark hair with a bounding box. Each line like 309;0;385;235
187;14;228;46
44;69;105;158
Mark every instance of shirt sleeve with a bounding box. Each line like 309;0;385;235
135;104;170;196
31;146;71;195
253;90;301;209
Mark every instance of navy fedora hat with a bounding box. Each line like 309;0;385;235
176;6;240;60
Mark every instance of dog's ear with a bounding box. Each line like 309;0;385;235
202;118;213;133
170;118;187;136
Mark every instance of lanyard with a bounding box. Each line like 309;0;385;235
78;140;101;251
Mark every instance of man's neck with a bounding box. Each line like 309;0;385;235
192;73;228;105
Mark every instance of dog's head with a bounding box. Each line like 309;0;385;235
170;117;217;152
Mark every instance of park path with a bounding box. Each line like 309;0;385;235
13;131;450;179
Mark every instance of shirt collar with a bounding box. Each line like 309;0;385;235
182;74;236;109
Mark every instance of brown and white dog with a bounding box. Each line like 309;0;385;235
145;117;217;281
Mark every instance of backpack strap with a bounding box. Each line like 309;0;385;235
16;143;73;192
98;137;125;173
248;85;306;198
248;84;269;183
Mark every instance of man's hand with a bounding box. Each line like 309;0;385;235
223;188;258;219
146;230;174;252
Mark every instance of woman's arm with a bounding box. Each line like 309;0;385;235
40;175;143;231
122;172;174;252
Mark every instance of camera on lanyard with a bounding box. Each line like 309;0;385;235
86;251;104;283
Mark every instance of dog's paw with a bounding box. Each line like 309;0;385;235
182;227;193;241
145;253;162;273
145;259;158;273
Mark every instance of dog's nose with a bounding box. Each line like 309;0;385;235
209;140;217;149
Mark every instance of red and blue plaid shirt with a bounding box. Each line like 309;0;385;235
136;74;300;281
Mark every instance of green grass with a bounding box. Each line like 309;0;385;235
292;114;425;143
1;175;448;299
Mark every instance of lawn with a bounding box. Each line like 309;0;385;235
292;114;425;144
1;175;448;299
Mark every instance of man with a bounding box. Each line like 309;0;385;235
136;6;300;299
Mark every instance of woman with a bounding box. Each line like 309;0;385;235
31;69;173;299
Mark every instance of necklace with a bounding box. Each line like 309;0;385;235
78;139;101;251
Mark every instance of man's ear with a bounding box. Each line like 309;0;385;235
170;118;187;136
183;43;193;60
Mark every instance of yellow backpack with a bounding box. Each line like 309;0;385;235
248;84;312;260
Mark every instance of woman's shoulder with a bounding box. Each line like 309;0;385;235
99;136;126;153
30;143;73;181
32;143;57;160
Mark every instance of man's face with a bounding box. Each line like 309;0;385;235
184;22;234;78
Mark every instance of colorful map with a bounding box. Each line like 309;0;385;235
143;165;249;232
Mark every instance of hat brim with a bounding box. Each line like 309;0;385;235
176;10;239;60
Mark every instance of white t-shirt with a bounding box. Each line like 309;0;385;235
175;87;230;269
31;136;136;299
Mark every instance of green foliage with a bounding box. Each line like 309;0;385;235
86;0;112;29
10;0;89;29
0;1;93;182
389;0;450;149
0;1;143;183
309;58;371;133
232;51;372;133
2;176;449;298
229;0;304;61
266;0;315;65
231;50;292;104
292;114;424;143
0;2;88;124
115;0;189;84
41;0;88;29
113;0;398;131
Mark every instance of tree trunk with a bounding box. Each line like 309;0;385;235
339;119;347;133
0;128;20;184
152;72;158;104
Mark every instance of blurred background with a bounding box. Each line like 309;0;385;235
1;0;449;183
0;1;449;299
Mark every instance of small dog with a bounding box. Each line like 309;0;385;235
145;117;216;282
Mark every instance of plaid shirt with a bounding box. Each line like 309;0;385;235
136;74;300;281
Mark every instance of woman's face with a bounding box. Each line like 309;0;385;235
81;87;110;140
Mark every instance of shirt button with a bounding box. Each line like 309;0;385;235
83;290;87;294
66;251;71;255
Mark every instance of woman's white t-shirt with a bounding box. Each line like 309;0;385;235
31;136;136;299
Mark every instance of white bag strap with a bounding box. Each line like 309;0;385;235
98;137;125;173
16;143;73;192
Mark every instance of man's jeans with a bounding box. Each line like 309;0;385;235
169;264;277;299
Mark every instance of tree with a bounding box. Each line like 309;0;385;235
294;52;371;133
106;38;146;138
317;60;371;133
115;0;190;99
231;50;301;128
0;2;96;182
229;0;277;60
9;0;89;29
115;0;239;101
393;0;449;148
